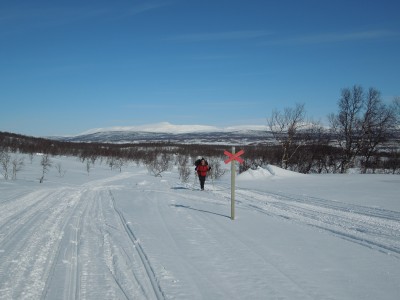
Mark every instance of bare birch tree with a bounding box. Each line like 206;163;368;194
329;86;397;173
359;88;396;173
329;85;364;173
267;103;308;169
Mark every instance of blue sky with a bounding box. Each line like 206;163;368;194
1;0;399;136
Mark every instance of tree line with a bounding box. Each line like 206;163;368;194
266;86;399;174
1;85;400;180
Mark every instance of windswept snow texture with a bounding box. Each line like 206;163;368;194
1;156;400;300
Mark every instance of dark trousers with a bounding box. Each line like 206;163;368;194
199;175;206;190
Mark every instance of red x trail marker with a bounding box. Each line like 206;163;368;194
224;149;245;164
224;147;245;220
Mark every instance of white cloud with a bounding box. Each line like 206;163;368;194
167;30;272;42
266;30;399;45
127;1;172;16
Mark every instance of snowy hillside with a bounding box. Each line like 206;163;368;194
1;155;400;299
79;122;267;135
55;122;270;144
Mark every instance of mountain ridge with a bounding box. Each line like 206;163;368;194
78;122;267;135
57;122;270;145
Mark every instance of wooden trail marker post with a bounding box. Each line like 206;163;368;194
224;147;244;220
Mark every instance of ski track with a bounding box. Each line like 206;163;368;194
108;190;166;300
0;188;81;299
211;184;400;258
0;174;163;300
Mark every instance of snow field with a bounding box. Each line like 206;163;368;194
0;154;399;299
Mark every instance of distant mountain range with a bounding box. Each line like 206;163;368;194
56;122;272;145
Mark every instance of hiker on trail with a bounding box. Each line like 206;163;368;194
195;158;211;190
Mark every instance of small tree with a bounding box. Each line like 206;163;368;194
0;149;11;180
0;150;11;180
39;154;52;183
12;155;24;180
86;159;92;176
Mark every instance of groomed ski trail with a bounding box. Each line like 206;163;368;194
0;173;164;300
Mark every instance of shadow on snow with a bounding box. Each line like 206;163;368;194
171;204;230;219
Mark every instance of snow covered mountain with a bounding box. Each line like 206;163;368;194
59;122;271;144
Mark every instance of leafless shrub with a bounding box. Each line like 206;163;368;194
55;162;66;177
146;152;171;177
239;158;262;174
107;156;116;170
39;154;52;183
1;151;25;180
207;157;226;179
114;158;126;172
177;155;191;183
0;150;11;180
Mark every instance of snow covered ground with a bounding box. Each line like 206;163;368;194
1;155;399;300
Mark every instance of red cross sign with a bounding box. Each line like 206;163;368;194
224;149;245;164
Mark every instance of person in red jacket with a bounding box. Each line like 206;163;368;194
195;158;211;190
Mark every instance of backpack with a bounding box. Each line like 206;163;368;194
194;158;208;167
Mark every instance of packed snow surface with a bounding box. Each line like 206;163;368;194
1;155;400;299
